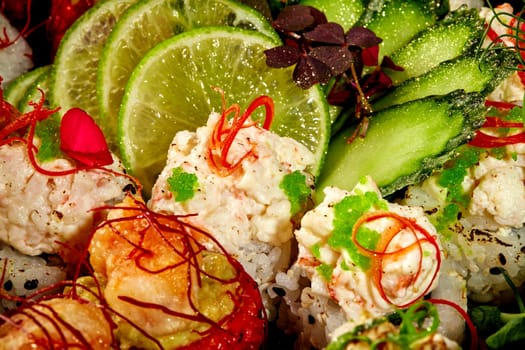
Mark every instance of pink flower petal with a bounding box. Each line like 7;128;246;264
60;108;113;167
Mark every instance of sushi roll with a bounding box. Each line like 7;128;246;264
149;95;316;316
272;177;449;349
0;243;66;312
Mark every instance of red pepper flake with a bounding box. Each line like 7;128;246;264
59;107;113;167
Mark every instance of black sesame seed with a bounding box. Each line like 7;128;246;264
498;253;507;265
489;267;502;275
3;280;13;291
308;314;315;324
272;287;286;297
24;279;39;290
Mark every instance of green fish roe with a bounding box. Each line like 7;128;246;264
328;190;386;270
167;167;199;202
438;146;481;208
280;170;312;216
316;263;334;282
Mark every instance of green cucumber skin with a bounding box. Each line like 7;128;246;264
373;48;517;111
316;91;485;201
387;8;485;85
357;0;447;59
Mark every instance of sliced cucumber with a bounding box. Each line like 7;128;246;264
299;0;365;30
386;8;485;85
372;47;516;111
357;0;447;59
316;90;485;201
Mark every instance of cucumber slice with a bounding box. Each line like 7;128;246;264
299;0;365;29
358;0;447;59
387;8;485;85
373;47;517;111
316;90;485;200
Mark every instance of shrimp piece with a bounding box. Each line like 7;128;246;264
0;297;114;349
89;194;266;349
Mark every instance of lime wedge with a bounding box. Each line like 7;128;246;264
119;26;330;195
4;66;50;108
97;0;277;148
49;0;138;120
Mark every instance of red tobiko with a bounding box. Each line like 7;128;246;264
60;108;113;167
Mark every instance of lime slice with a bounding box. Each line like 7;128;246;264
119;26;330;195
97;0;277;148
18;69;51;113
49;0;138;120
4;66;50;108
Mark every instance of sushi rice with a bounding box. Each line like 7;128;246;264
0;13;33;89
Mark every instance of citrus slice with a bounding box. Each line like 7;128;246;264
18;69;51;113
4;66;50;108
49;0;138;120
119;26;330;195
97;0;277;148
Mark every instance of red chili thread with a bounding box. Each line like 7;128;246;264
469;116;525;148
0;0;33;49
351;211;441;308
207;89;274;176
0;196;266;349
428;298;479;350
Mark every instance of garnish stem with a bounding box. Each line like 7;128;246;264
349;63;373;118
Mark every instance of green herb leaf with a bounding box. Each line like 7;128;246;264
486;316;525;349
35;114;62;162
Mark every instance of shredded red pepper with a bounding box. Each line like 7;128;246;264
0;0;33;50
351;211;441;308
484;99;517;109
207;90;274;176
428;298;479;350
469;116;525;148
0;85;137;193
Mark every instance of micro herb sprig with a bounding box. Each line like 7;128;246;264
325;300;441;350
482;1;525;71
469;267;525;348
264;4;401;137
